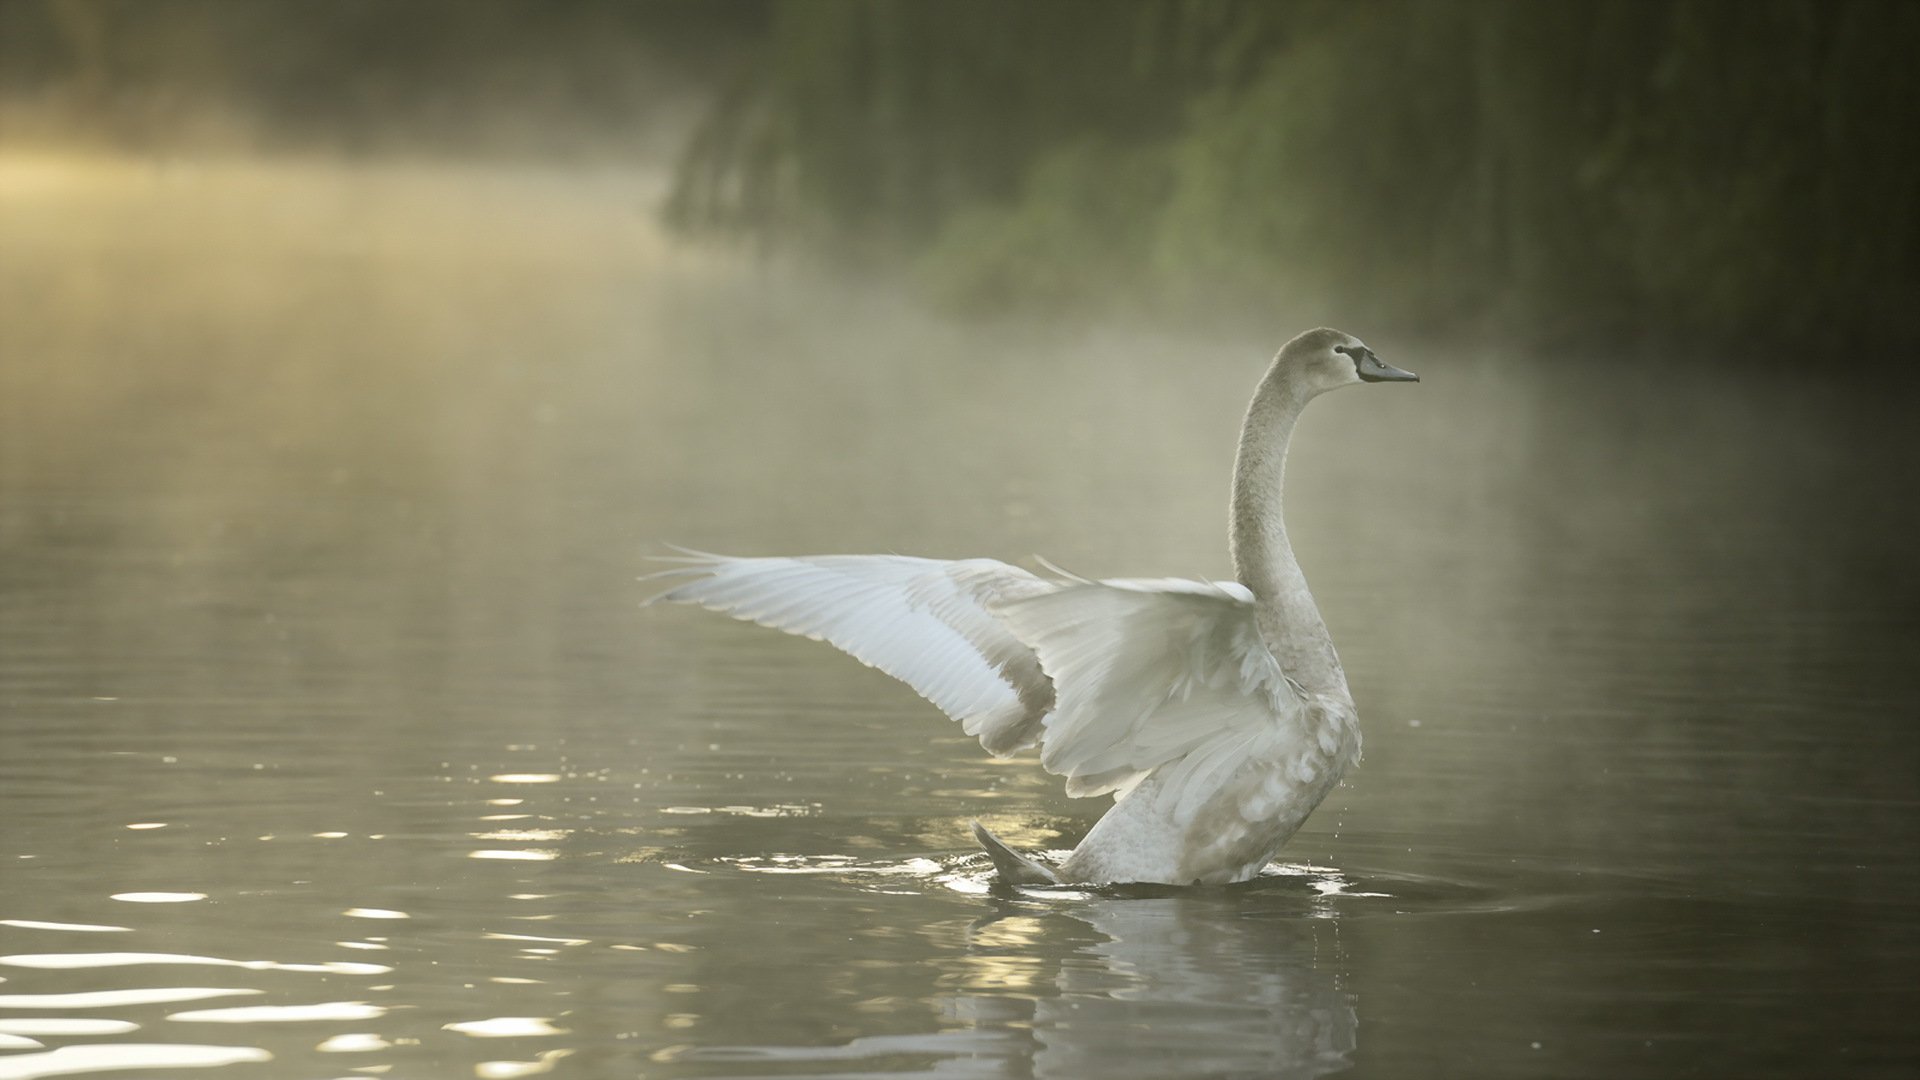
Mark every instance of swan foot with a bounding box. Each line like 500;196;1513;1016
969;820;1061;885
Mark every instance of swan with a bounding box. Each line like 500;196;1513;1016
647;327;1418;885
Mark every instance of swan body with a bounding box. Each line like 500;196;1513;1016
648;328;1417;885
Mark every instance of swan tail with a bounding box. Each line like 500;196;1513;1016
969;820;1060;885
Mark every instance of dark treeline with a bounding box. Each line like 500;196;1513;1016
4;1;1915;353
0;0;766;156
668;1;1920;353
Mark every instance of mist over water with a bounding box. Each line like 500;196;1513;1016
2;132;1917;1080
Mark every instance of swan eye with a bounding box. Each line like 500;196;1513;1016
1332;345;1352;356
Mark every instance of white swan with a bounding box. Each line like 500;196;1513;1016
647;327;1418;885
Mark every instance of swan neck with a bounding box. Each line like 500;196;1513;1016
1230;374;1346;695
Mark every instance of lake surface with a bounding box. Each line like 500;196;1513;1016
2;156;1917;1079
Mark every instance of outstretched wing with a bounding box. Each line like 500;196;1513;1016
992;578;1310;824
651;552;1312;824
644;552;1058;755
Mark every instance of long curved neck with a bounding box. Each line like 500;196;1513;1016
1230;370;1348;697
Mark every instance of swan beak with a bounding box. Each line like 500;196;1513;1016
1355;350;1419;383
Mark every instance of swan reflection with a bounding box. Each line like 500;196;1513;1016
673;884;1355;1078
958;892;1354;1079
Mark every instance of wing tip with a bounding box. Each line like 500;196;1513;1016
638;544;737;606
647;542;732;565
1031;553;1090;583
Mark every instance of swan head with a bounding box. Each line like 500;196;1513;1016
1273;327;1418;397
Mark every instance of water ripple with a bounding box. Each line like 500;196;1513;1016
443;1017;569;1038
0;1043;269;1079
695;850;1541;916
167;1002;385;1023
315;1032;391;1053
0;1021;138;1037
0;952;389;975
476;1049;574;1078
0;988;262;1010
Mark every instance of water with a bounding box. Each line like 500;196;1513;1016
2;156;1917;1079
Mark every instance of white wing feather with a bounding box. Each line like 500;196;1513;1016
645;553;1056;755
650;552;1307;823
992;578;1307;822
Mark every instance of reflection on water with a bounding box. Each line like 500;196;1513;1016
0;1044;272;1079
662;857;1360;1078
1019;896;1353;1079
1;154;1918;1078
0;953;387;975
683;906;1353;1078
0;989;263;1010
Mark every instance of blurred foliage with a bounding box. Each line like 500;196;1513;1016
0;0;768;156
667;0;1920;349
4;0;1914;350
